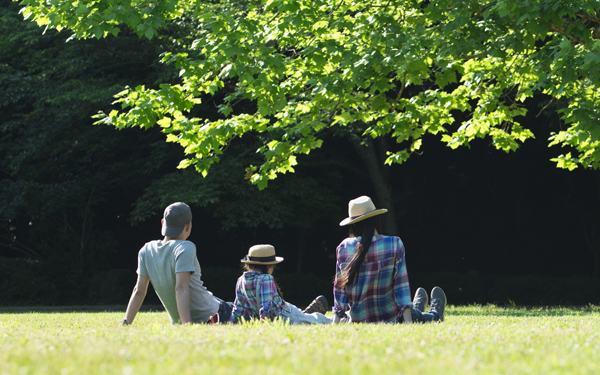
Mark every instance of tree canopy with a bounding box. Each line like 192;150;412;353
0;0;176;263
16;0;600;188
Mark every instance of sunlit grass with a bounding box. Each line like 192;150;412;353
1;305;599;374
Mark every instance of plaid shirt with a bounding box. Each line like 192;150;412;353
229;271;286;323
333;234;412;323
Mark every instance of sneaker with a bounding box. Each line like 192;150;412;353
303;295;328;315
412;287;428;312
430;286;447;322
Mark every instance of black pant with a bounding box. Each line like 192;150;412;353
215;297;233;323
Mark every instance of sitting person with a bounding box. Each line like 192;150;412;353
122;202;232;325
333;196;446;324
230;244;332;325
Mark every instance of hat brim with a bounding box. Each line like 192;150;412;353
339;209;388;226
241;256;284;265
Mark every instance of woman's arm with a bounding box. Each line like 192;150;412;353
393;240;413;318
332;244;349;321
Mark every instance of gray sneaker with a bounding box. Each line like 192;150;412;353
430;286;447;322
412;287;428;312
303;295;328;315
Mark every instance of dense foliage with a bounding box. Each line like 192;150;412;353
0;0;177;264
4;0;600;306
16;0;600;188
0;0;350;306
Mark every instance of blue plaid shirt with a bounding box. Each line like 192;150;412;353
229;271;286;323
333;234;412;323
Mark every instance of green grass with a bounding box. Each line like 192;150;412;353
1;305;599;374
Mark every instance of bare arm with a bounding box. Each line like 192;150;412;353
124;275;150;325
175;271;192;324
402;308;413;324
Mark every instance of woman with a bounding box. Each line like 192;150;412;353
332;196;446;323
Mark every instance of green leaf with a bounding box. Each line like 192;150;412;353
157;117;171;128
584;52;600;65
313;20;328;30
144;27;154;40
92;25;103;39
224;46;241;57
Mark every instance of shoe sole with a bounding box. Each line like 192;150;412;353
303;296;328;315
413;287;428;312
431;286;446;322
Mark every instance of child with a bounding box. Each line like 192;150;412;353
229;244;332;324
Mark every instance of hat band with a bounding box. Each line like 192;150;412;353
247;255;276;262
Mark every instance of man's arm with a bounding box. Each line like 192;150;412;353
124;275;150;325
175;271;192;324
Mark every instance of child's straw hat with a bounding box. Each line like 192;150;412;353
241;244;284;265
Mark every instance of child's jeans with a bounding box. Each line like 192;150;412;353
280;303;332;325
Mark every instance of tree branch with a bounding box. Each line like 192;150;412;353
460;52;486;61
550;23;587;46
0;242;43;261
0;228;44;261
298;158;368;178
390;72;406;112
536;98;555;118
574;12;600;24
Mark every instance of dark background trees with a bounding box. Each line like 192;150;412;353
2;0;600;307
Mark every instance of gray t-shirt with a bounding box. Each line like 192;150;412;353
137;239;219;324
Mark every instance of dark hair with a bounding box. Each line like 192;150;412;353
338;216;383;288
243;263;272;274
242;263;283;297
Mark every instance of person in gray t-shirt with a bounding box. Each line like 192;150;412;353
122;202;232;325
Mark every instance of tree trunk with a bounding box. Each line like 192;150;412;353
594;172;600;279
350;137;400;236
296;227;306;273
593;246;600;279
571;171;600;278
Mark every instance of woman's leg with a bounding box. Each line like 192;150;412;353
409;286;447;323
411;308;440;323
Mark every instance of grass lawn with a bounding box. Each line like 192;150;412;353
1;305;599;374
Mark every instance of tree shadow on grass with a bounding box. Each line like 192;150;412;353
2;304;598;318
449;304;600;317
0;305;164;314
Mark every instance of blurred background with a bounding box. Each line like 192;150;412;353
2;0;599;307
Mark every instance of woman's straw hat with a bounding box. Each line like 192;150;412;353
339;196;387;226
241;244;284;265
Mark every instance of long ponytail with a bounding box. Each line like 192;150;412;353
338;217;381;288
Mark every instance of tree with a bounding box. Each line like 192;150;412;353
14;0;600;273
0;0;177;267
17;0;600;187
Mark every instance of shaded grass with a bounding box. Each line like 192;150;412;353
1;305;599;374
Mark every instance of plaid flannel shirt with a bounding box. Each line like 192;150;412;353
333;234;412;323
229;271;286;323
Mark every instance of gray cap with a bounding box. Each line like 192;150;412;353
161;202;192;237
